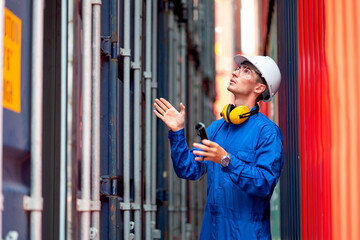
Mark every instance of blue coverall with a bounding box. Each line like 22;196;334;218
168;109;284;239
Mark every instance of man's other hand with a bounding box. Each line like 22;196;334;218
193;140;227;165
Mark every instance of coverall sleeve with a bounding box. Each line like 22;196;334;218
168;129;206;180
222;129;283;197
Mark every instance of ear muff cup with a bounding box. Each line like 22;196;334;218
221;104;235;123
228;105;250;125
220;104;252;125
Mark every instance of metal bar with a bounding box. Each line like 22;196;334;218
0;0;5;237
144;0;153;239
109;0;118;179
66;0;75;238
109;0;118;238
151;0;159;234
133;0;142;239
167;6;175;239
180;22;187;240
123;0;131;239
188;62;196;240
80;0;92;239
196;70;203;236
91;1;102;240
172;16;180;239
29;0;45;238
59;0;68;238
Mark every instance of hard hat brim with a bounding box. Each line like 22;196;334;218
234;55;251;67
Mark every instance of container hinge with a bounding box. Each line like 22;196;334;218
120;48;131;57
100;175;119;196
131;61;141;70
152;229;161;239
77;199;101;212
89;227;98;240
119;202;141;211
143;71;152;79
130;221;135;230
151;82;158;89
23;195;43;211
129;233;135;240
143;204;157;212
131;203;141;210
151;221;161;239
100;36;111;56
119;202;131;210
5;231;19;240
91;0;102;5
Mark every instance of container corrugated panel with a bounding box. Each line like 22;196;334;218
325;0;360;239
100;0;119;238
279;0;360;239
277;0;301;239
2;0;32;238
298;0;332;239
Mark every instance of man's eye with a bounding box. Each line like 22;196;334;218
244;69;250;74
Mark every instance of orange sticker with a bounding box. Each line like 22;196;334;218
3;8;21;113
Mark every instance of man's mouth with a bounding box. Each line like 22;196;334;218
230;78;236;84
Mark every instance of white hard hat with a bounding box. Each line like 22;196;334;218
234;55;281;102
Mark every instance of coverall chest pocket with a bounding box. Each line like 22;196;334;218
220;148;256;185
235;149;256;166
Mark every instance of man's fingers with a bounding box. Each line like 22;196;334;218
160;98;173;109
155;98;169;111
180;102;186;115
154;102;166;115
201;139;214;146
193;150;204;156
193;150;211;157
193;143;210;152
153;110;164;119
194;141;215;151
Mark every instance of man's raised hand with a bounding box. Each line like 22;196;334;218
153;98;186;132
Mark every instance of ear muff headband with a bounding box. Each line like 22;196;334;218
239;104;259;119
226;104;235;123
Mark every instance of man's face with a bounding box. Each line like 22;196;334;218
227;64;261;97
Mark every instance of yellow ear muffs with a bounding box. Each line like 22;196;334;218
220;104;259;125
228;105;250;124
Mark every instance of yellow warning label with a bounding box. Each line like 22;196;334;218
3;8;22;113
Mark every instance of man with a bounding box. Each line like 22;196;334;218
153;55;283;239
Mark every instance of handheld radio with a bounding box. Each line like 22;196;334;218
195;122;208;140
195;122;208;179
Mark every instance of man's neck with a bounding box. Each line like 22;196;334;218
233;96;257;110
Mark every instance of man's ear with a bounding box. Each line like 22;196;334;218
254;83;266;95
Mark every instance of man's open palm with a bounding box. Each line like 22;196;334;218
153;98;185;132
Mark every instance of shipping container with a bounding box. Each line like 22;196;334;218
276;0;360;239
2;0;360;239
2;0;215;239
